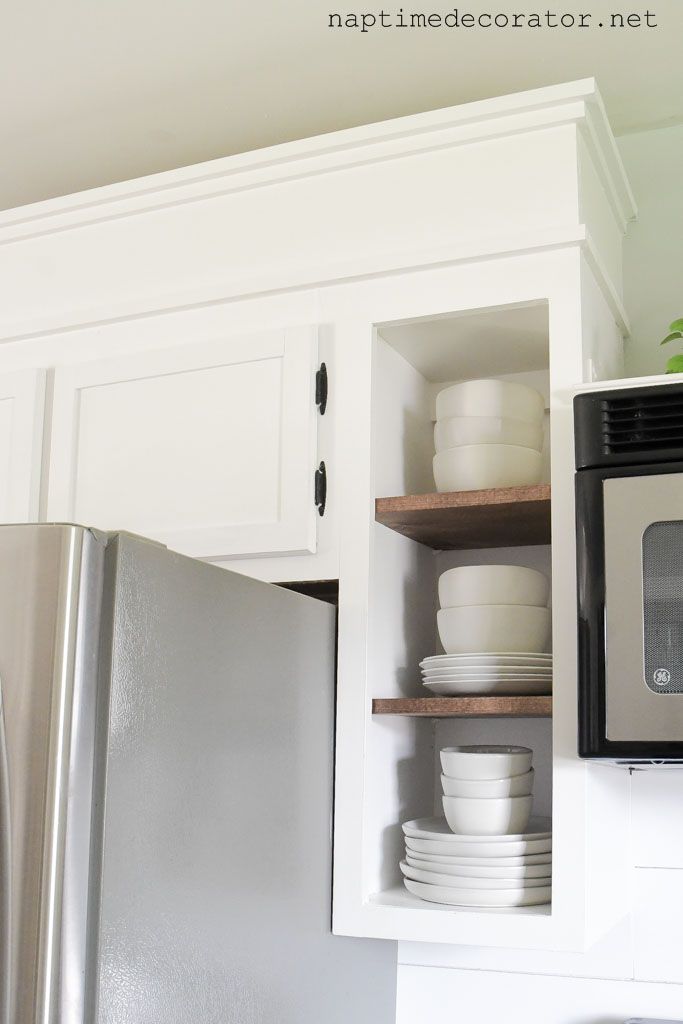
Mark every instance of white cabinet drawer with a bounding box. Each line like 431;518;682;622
47;327;320;559
0;369;45;522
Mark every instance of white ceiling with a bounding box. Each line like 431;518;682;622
3;0;683;211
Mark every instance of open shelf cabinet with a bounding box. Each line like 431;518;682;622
332;247;632;951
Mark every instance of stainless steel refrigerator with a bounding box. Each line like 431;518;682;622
0;524;396;1024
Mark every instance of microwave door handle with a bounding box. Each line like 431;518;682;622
0;678;11;1024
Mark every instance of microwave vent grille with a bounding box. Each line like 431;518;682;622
601;391;683;456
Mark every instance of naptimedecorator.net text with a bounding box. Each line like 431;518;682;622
328;8;658;30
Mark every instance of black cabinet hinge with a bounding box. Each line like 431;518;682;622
315;363;328;415
314;461;327;517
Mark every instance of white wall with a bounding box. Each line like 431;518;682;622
620;123;683;378
395;121;683;1024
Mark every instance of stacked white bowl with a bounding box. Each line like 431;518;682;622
437;564;551;655
441;745;535;835
433;378;545;492
400;746;551;908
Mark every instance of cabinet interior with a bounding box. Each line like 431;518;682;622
365;300;554;912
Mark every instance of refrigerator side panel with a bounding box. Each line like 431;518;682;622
0;525;105;1024
95;535;396;1024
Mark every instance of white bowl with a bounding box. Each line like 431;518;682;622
438;565;549;609
434;415;543;453
441;769;535;798
437;605;551;654
436;379;545;423
443;795;532;835
440;745;533;780
433;444;542;492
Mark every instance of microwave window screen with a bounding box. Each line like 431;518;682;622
643;520;683;694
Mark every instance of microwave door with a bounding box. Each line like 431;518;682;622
604;473;683;743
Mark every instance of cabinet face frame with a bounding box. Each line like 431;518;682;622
0;368;45;522
46;326;320;560
329;248;629;951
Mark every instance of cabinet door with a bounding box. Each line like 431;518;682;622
0;369;45;522
47;328;320;559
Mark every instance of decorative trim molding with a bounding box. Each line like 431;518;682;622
0;79;632;246
582;232;631;336
580;97;638;232
0;224;590;344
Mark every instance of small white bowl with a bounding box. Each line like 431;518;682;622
433;444;542;492
437;604;551;654
440;745;533;780
441;769;535;798
443;795;532;836
436;379;545;424
434;415;543;453
438;565;549;609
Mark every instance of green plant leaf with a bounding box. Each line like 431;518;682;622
665;354;683;374
661;331;683;345
670;318;683;332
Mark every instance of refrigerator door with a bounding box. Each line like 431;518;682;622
0;525;105;1024
93;534;395;1024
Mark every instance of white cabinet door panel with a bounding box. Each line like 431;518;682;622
47;328;319;559
633;867;683;983
0;369;45;522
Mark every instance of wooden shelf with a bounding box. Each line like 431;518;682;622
375;484;551;550
372;695;552;717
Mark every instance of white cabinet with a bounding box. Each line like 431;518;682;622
0;79;642;955
47;327;321;560
0;369;45;522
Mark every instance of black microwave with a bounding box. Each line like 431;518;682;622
575;382;683;762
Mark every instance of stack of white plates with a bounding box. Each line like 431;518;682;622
401;816;552;907
421;652;552;696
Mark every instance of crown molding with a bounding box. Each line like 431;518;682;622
0;79;631;247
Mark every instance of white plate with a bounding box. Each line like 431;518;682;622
403;816;550;842
406;853;551;877
421;653;552;666
423;679;551;696
424;666;551;676
406;836;552;857
422;676;551;686
423;667;552;675
422;678;551;687
404;877;551;907
408;849;552;866
400;860;550;889
422;670;552;679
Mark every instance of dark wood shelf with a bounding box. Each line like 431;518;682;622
372;695;552;717
375;484;551;550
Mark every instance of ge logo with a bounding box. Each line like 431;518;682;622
653;669;671;686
